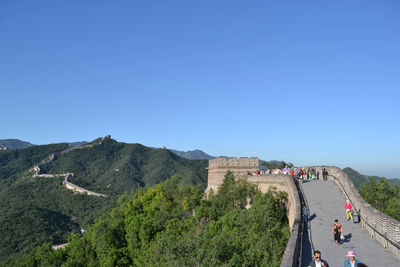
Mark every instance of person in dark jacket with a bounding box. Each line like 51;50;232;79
308;250;329;267
322;168;328;181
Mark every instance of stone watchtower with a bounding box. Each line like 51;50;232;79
206;157;259;192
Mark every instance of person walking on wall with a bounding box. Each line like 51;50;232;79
344;250;362;267
303;205;310;224
298;168;304;184
333;219;343;245
322;168;328;181
345;199;353;221
308;250;329;267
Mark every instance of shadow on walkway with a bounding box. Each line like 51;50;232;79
342;233;352;243
301;222;313;267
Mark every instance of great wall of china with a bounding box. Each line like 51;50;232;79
32;135;110;197
31;136;111;249
207;157;400;266
314;166;400;259
29;139;399;264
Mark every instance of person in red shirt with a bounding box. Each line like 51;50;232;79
345;199;353;221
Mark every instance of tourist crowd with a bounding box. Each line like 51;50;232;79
249;166;329;183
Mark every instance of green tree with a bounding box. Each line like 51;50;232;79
7;174;290;267
360;177;400;220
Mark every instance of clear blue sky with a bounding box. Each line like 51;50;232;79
1;1;399;178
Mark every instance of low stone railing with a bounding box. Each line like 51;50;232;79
274;176;302;267
313;166;400;259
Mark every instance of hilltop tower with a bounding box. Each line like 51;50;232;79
206;157;259;192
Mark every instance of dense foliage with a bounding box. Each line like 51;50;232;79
359;177;400;221
0;176;113;262
10;172;290;267
0;138;208;262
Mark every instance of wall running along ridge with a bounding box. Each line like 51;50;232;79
32;136;110;197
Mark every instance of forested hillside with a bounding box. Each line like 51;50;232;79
40;138;207;194
9;173;289;267
343;167;400;188
359;177;400;221
0;138;208;263
0;143;69;189
168;149;214;160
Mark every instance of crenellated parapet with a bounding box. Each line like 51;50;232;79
208;157;258;168
207;157;259;192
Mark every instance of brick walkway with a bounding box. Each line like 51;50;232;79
300;179;400;267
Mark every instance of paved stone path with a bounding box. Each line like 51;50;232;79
301;179;400;267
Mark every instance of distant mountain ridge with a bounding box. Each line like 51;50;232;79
0;139;88;150
168;149;214;160
67;141;88;147
1;140;210;160
343;167;400;188
0;139;32;150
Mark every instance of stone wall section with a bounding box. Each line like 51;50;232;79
63;174;107;197
32;135;111;197
312;166;400;259
207;157;258;192
207;158;303;266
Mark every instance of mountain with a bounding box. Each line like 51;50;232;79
0;137;208;262
0;139;32;150
342;167;368;188
66;141;88;147
388;178;400;187
168;149;214;160
343;167;400;188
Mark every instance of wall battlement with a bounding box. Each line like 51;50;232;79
207;157;259;192
208;157;258;168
